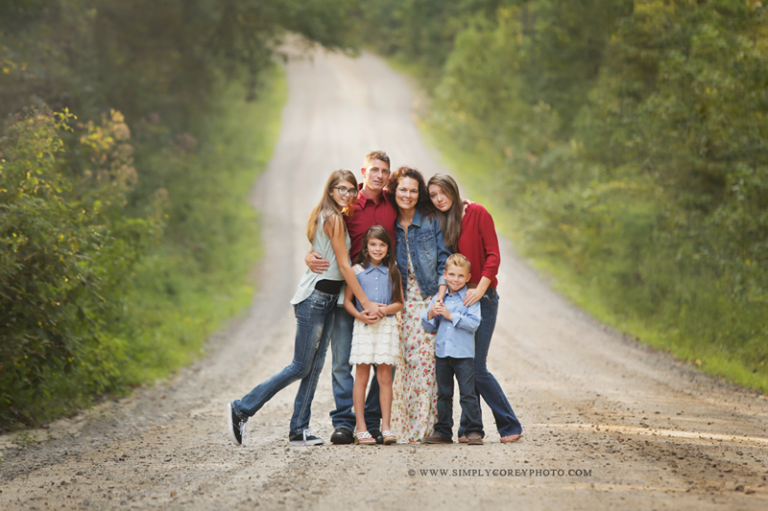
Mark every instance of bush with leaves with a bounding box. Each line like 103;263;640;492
0;107;160;427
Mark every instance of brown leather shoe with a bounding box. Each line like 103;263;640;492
467;433;483;445
423;434;453;444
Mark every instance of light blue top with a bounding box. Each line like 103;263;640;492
420;286;481;359
291;212;351;305
352;263;394;315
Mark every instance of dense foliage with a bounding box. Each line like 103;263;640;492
3;0;766;428
0;0;355;428
360;0;768;389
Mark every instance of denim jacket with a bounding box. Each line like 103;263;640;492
394;209;450;299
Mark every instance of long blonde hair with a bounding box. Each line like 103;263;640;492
427;173;463;252
307;170;358;242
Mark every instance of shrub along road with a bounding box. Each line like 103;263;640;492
1;48;767;511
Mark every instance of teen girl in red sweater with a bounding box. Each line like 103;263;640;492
428;173;523;443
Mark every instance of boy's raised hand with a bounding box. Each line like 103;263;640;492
432;301;452;322
428;300;441;320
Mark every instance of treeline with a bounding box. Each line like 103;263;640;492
0;0;355;429
359;0;768;390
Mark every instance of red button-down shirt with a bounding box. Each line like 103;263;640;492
457;203;501;289
345;187;397;262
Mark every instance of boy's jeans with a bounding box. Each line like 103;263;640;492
434;356;484;439
232;289;336;437
458;288;523;438
329;306;386;432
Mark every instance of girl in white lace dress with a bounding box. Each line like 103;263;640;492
345;226;404;445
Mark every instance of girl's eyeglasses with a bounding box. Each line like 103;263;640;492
333;186;358;197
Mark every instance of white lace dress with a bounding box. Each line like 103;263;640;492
349;265;399;366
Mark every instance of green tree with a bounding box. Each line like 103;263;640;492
0;107;160;426
0;0;359;427
376;0;768;385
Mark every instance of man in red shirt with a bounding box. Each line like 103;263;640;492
306;150;396;444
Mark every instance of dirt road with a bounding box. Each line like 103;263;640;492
2;49;768;511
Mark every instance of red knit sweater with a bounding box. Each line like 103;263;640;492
457;203;500;289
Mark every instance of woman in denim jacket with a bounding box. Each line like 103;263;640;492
387;166;450;442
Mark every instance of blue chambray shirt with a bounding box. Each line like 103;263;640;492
354;263;394;315
420;286;481;359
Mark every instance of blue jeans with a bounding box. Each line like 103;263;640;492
458;288;523;437
232;289;337;437
435;357;484;439
329;307;386;431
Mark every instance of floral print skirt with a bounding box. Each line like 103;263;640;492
390;255;437;443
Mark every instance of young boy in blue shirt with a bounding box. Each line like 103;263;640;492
420;254;484;445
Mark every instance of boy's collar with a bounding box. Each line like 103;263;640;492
446;285;467;299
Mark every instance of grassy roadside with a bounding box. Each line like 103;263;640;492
418;120;768;395
115;67;287;386
1;67;288;432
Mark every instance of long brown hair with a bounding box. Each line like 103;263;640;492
307;170;357;242
356;225;403;304
427;173;464;252
386;165;434;218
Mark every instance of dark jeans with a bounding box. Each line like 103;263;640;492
434;356;484;439
232;289;336;437
458;288;523;437
329;307;387;431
